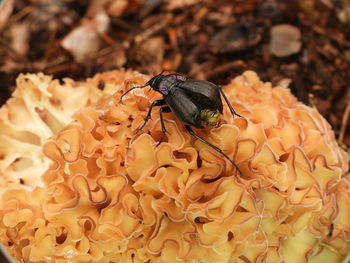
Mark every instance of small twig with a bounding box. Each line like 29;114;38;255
84;44;123;60
134;15;171;44
299;14;350;48
44;62;78;74
339;98;350;145
8;5;33;25
44;26;58;59
111;17;140;33
98;31;117;46
205;60;246;79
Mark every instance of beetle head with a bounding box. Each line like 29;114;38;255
146;74;164;91
200;109;221;126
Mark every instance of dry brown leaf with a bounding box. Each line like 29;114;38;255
61;11;110;62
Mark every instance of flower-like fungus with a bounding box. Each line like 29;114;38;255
0;70;349;263
0;70;138;193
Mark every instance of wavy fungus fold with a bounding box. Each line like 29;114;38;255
0;70;349;262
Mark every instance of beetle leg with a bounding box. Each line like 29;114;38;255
157;106;172;146
218;86;243;118
137;99;166;134
185;125;242;175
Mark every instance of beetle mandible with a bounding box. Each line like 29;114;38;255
120;73;243;175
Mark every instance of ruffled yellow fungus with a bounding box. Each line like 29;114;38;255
0;70;349;263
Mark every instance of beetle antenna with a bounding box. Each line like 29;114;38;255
120;84;148;102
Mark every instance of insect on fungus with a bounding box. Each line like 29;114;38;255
120;72;243;175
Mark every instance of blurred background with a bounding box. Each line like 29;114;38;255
0;0;349;147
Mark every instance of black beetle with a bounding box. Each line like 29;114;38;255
120;73;242;174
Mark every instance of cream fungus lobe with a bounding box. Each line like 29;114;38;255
0;70;349;263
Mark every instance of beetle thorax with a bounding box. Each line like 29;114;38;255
200;109;221;126
158;81;169;95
